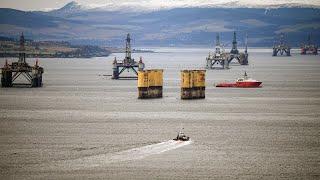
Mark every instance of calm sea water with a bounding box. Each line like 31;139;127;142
0;48;319;179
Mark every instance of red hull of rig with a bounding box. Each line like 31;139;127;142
300;34;318;55
301;47;318;55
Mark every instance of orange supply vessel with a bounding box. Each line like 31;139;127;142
216;72;262;88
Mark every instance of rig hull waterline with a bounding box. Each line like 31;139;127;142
181;70;206;99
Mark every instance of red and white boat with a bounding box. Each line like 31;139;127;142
216;72;262;88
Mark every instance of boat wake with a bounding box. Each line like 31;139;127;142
41;140;192;170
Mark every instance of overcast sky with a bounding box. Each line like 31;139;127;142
0;0;319;11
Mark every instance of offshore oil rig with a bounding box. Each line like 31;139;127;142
301;34;318;55
112;33;145;79
206;32;248;69
272;33;291;56
1;33;44;87
228;32;248;65
206;34;229;69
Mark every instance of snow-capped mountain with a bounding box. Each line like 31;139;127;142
47;1;87;16
0;1;319;46
60;1;83;10
53;0;320;13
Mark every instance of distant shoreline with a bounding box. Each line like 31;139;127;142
0;38;156;58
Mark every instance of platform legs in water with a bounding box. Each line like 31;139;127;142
138;87;163;99
181;87;205;99
1;70;12;87
1;69;43;88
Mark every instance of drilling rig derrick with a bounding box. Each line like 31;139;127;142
227;32;248;65
272;33;291;56
112;33;145;79
206;33;229;69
